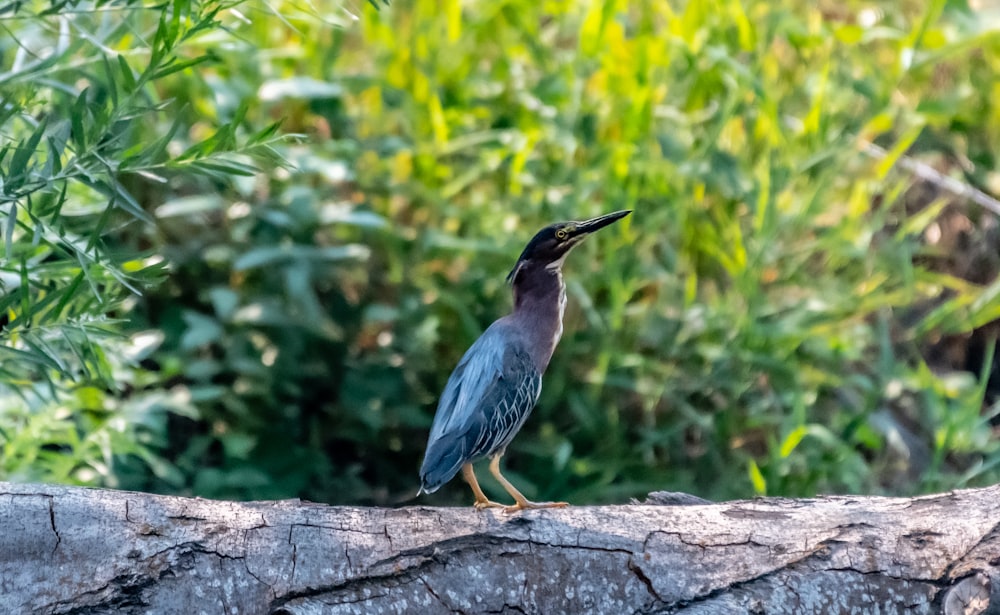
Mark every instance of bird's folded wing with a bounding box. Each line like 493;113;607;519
427;322;508;444
421;324;541;489
427;323;539;451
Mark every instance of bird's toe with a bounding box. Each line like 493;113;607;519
473;499;507;510
502;500;569;514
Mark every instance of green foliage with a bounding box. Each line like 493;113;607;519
326;0;1000;503
0;0;290;486
3;0;1000;504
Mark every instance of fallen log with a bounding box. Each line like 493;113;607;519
1;482;997;614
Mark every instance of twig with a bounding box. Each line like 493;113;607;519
864;142;1000;217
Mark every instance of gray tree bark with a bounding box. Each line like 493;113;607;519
1;481;998;614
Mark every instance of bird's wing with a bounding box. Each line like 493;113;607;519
464;345;541;459
420;323;541;491
428;321;511;442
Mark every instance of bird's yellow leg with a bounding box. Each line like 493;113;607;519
488;454;568;514
461;463;506;510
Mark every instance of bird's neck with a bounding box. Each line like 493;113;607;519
510;263;566;372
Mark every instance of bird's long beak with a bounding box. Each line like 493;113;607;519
574;210;632;236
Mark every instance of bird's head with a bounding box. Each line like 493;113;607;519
506;210;632;282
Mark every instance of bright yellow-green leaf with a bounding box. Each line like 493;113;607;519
834;25;864;44
780;426;808;458
428;94;448;145
875;125;924;180
748;459;767;495
445;0;461;42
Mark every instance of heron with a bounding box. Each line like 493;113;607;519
418;210;631;512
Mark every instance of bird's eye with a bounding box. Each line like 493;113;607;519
555;228;569;240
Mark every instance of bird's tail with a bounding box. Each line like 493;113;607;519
419;434;466;494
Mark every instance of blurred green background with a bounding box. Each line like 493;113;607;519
3;0;1000;506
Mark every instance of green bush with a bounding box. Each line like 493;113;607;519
3;0;1000;505
0;0;288;486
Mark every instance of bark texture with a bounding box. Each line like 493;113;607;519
1;481;999;614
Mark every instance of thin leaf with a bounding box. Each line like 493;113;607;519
117;54;136;92
101;54;118;108
4;204;15;261
9;116;48;176
0;344;64;371
46;271;86;326
71;89;89;153
150;54;214;81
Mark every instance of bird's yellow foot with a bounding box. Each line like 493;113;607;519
503;500;568;515
473;498;507;510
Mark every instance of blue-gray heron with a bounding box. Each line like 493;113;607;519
418;210;632;512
